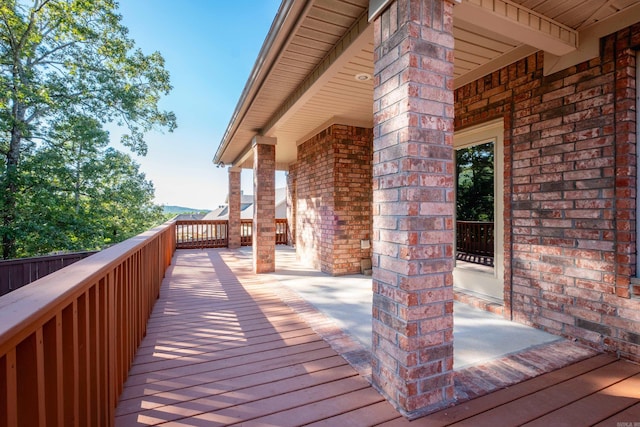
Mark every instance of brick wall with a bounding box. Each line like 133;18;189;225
455;24;639;361
295;128;333;272
333;125;374;274
294;124;373;275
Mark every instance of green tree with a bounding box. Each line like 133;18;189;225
456;142;494;221
17;116;164;256
0;0;176;258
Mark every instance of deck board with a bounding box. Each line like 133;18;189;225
594;402;640;426
449;360;640;427
523;371;640;427
116;249;639;426
384;354;617;427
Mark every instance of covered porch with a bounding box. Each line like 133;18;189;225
115;247;636;425
213;0;640;415
1;222;637;425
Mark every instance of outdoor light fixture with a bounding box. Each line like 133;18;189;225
354;73;372;81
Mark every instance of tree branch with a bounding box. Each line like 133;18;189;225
32;41;78;66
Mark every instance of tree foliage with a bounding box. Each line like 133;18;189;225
15;116;165;256
0;0;176;258
456;142;494;221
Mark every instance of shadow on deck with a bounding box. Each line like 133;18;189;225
116;249;640;426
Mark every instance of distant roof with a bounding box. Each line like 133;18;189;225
174;213;207;221
204;187;287;220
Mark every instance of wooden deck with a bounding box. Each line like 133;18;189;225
116;249;640;426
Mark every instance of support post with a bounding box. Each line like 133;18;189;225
371;0;456;417
228;169;241;249
252;136;276;273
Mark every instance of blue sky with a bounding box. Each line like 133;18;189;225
114;0;284;210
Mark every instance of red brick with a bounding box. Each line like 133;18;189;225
253;141;276;273
454;25;639;360
227;170;242;249
372;0;456;416
293;125;373;275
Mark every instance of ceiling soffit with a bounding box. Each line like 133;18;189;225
215;0;640;169
454;0;578;56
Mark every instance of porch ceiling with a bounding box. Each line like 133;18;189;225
213;0;640;170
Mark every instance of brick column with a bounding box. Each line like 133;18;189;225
253;136;276;273
286;168;296;246
371;0;456;417
228;169;241;249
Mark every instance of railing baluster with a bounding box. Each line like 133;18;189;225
88;286;99;425
107;269;116;423
95;281;106;425
77;292;89;426
15;330;42;426
42;313;63;426
456;221;494;266
35;328;46;426
61;301;79;426
3;349;17;426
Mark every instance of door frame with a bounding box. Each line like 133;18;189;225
453;118;505;301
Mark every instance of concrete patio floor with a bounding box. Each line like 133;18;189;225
257;246;600;401
268;246;562;370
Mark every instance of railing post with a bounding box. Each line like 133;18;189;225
228;169;242;248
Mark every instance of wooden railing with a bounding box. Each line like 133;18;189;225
276;218;289;245
175;219;289;248
241;219;253;246
456;221;494;265
0;221;175;426
240;219;289;246
175;220;228;249
0;216;292;424
0;251;98;297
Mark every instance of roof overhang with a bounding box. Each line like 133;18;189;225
213;0;640;170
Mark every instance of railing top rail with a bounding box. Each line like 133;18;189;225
176;219;228;225
456;220;494;224
0;220;176;354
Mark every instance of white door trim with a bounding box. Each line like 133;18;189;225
453;118;505;301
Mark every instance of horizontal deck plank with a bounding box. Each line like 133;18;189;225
523;369;640;427
133;326;317;360
451;359;640;426
134;323;314;356
128;332;323;374
378;354;618;427
163;376;372;426
304;400;403;426
117;363;358;425
118;347;340;402
238;387;388;426
594;402;640;426
117;355;348;416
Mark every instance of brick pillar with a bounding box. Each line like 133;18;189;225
371;0;456;417
253;136;276;273
286;168;296;246
228;169;241;249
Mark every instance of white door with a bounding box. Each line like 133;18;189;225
453;118;504;301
